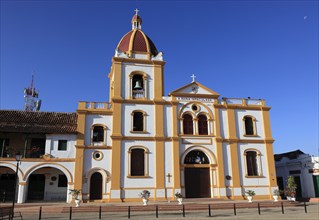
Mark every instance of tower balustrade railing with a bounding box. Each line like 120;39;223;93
219;98;265;106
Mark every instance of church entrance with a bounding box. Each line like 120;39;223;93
184;150;211;198
90;172;102;200
185;168;210;198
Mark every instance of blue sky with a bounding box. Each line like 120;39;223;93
0;0;318;155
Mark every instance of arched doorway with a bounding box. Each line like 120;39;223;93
184;150;211;198
90;172;102;200
26;167;68;201
0;166;16;201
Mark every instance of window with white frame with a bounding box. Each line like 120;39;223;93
92;125;105;145
58;140;67;151
243;116;256;135
245;150;262;176
132;111;145;132
128;147;149;177
183;113;193;134
198;114;208;135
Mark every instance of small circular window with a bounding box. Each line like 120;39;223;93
93;151;103;161
191;104;200;112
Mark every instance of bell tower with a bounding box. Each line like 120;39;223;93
108;9;167;201
108;9;165;103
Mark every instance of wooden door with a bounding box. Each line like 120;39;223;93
0;173;15;201
313;175;319;197
90;172;102;200
294;176;302;198
185;168;211;198
27;174;45;200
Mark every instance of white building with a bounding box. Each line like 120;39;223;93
275;150;319;199
0;10;278;203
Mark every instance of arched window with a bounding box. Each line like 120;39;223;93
183;114;193;134
184;150;209;164
132;111;144;132
245;151;259;176
93;126;104;143
244;116;255;135
131;148;145;176
132;74;144;99
198;115;208;135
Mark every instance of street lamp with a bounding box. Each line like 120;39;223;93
12;152;22;216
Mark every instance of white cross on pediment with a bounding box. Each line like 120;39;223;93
191;74;196;82
135;8;139;15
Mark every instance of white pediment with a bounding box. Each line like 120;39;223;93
169;82;220;98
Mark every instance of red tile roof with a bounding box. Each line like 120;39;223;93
133;30;147;52
0;110;77;134
118;31;133;53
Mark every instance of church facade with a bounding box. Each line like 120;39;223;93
0;11;277;203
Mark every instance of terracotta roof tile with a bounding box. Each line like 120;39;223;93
133;31;147;52
0;110;77;134
117;30;158;56
118;31;132;52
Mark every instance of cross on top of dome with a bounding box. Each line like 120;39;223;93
132;8;142;30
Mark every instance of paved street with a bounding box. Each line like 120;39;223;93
4;200;318;220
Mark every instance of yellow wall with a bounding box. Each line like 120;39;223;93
262;110;277;187
226;109;241;194
74;112;86;190
213;107;225;190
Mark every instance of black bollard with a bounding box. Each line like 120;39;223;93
208;204;211;217
281;202;284;214
304;202;307;213
233;203;237;216
258;203;261;215
69;207;72;220
99;206;102;219
182;205;185;217
128;206;130;219
156;205;158;218
39;206;42;220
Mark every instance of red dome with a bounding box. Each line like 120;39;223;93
117;29;158;56
116;11;158;57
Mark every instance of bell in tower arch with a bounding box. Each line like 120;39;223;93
134;81;143;90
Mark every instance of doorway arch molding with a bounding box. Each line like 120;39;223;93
0;162;24;182
23;163;73;183
85;167;110;200
181;146;217;165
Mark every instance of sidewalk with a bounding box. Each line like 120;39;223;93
7;200;319;220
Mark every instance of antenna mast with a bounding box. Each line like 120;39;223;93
24;74;41;111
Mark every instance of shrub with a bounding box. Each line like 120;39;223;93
245;190;256;196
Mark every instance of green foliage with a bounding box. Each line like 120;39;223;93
69;189;81;199
174;192;182;198
273;189;282;196
285;176;297;196
287;176;297;189
138;190;151;199
245;190;256;196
